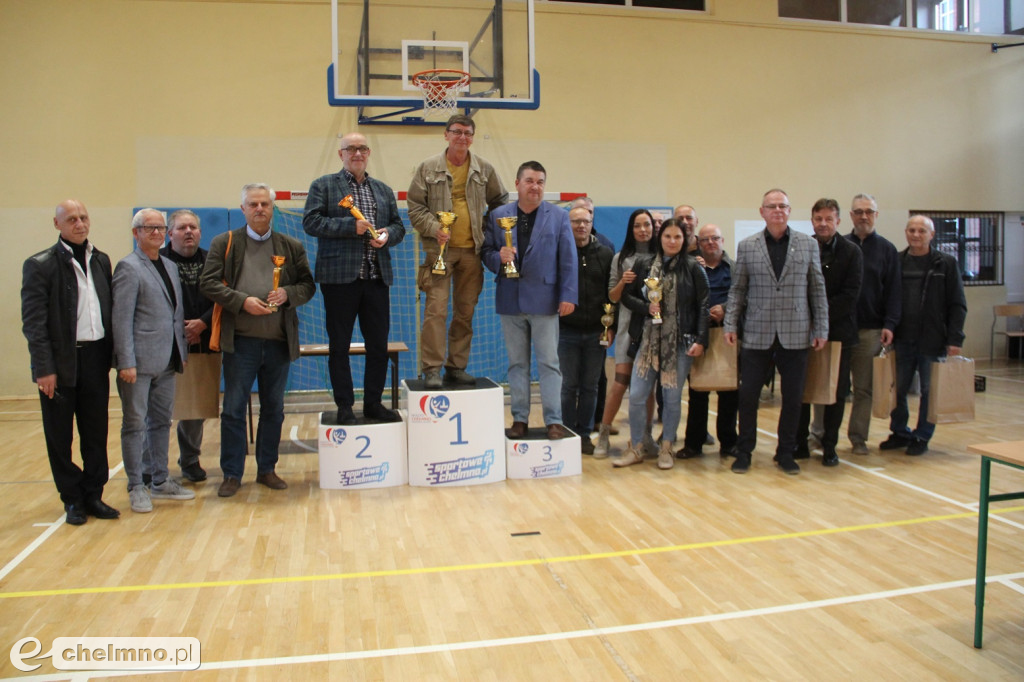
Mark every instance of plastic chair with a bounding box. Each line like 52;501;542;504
990;304;1024;359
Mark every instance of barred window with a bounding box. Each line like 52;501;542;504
780;0;1024;34
910;210;1004;285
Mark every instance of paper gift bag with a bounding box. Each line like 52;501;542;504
172;352;222;421
927;356;976;424
802;342;841;405
871;349;897;419
688;328;738;392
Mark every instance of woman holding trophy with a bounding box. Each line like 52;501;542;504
593;210;657;458
612;219;709;470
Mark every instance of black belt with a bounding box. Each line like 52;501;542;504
75;340;101;348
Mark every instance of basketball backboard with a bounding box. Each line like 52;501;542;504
328;0;539;124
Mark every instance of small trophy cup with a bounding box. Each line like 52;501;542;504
432;211;457;275
600;303;615;347
338;194;380;240
644;276;663;325
268;255;286;312
497;216;520;279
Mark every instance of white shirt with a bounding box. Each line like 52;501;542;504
60;240;105;342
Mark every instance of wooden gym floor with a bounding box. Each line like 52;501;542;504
1;361;1022;681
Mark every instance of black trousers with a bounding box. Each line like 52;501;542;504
39;341;111;505
322;280;391;410
797;344;853;452
737;340;809;459
684;385;738;452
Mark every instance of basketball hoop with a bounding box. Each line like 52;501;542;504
411;69;471;117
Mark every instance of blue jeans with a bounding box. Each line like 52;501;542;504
118;365;177;489
558;327;605;435
500;313;563;426
221;335;291;479
629;349;694;446
889;339;940;443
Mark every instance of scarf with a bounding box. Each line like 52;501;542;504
634;253;682;388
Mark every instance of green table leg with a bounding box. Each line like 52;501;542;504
974;456;992;649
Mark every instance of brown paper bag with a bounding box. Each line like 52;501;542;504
172;352;222;421
927;356;975;424
802;342;841;404
688;328;737;392
871;350;897;419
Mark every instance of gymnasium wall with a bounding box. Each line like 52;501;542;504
2;0;1021;396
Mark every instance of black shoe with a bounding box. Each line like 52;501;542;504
84;498;120;519
704;432;715;446
731;454;751;474
364;403;401;423
64;503;87;525
879;434;911;450
325;407;357;425
776;456;801;475
906;439;929;456
719;445;737;458
181;463;207;482
675;446;703;459
580;437;595;455
822;449;840;467
793;447;811;460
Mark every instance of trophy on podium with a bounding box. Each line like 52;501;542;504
497;216;519;279
268;255;286;312
644;276;663;325
338;194;380;240
432;211;457;275
600;303;616;347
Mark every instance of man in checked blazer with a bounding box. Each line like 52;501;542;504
724;189;828;475
303;132;406;425
113;209;190;513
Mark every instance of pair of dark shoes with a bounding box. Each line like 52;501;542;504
880;433;929;456
65;498;121;525
326;404;400;425
181;463;207;482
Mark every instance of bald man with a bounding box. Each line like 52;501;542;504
22;200;119;525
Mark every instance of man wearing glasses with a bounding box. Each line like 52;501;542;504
113;209;191;512
724;189;828;475
303;133;406;423
407;115;507;389
680;223;738;459
845;194;901;455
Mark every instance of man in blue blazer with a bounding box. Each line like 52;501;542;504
481;161;578;440
303;132;406;425
724;189;828;475
113;209;191;513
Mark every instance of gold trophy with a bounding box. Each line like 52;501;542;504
600;303;616;347
497;216;520;279
432;211;457;275
338;194;380;240
644;276;663;325
268;255;286;312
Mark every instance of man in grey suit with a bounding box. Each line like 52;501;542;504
113;209;192;513
303;132;406;425
724;189;828;475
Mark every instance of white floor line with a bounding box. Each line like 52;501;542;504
998;577;1024;596
289;425;317;453
0;462;124;583
11;570;1024;681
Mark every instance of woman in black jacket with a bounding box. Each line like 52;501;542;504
612;219;709;470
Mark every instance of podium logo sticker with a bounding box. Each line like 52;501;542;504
418;394;451;419
325;427;347;445
513;442;530;454
10;637;200;672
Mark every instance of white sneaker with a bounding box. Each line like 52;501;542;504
150;478;196;500
129;485;153;513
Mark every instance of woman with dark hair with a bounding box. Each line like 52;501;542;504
593;209;657;458
612;218;709;469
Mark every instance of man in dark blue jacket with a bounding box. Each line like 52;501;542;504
880;215;967;456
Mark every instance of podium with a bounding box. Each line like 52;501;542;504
403;378;506;487
506;428;582;479
317;415;408;489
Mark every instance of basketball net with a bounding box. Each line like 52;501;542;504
412;69;471;118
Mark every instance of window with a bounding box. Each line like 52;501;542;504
911;210;1004;285
780;0;1024;34
547;0;705;10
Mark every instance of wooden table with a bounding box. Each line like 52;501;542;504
966;440;1024;648
299;342;409;410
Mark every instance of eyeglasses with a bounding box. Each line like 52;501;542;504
851;209;877;217
341;146;370;155
697;236;722;243
570;219;592;226
763;204;790;211
446;129;475;138
137;225;167;234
